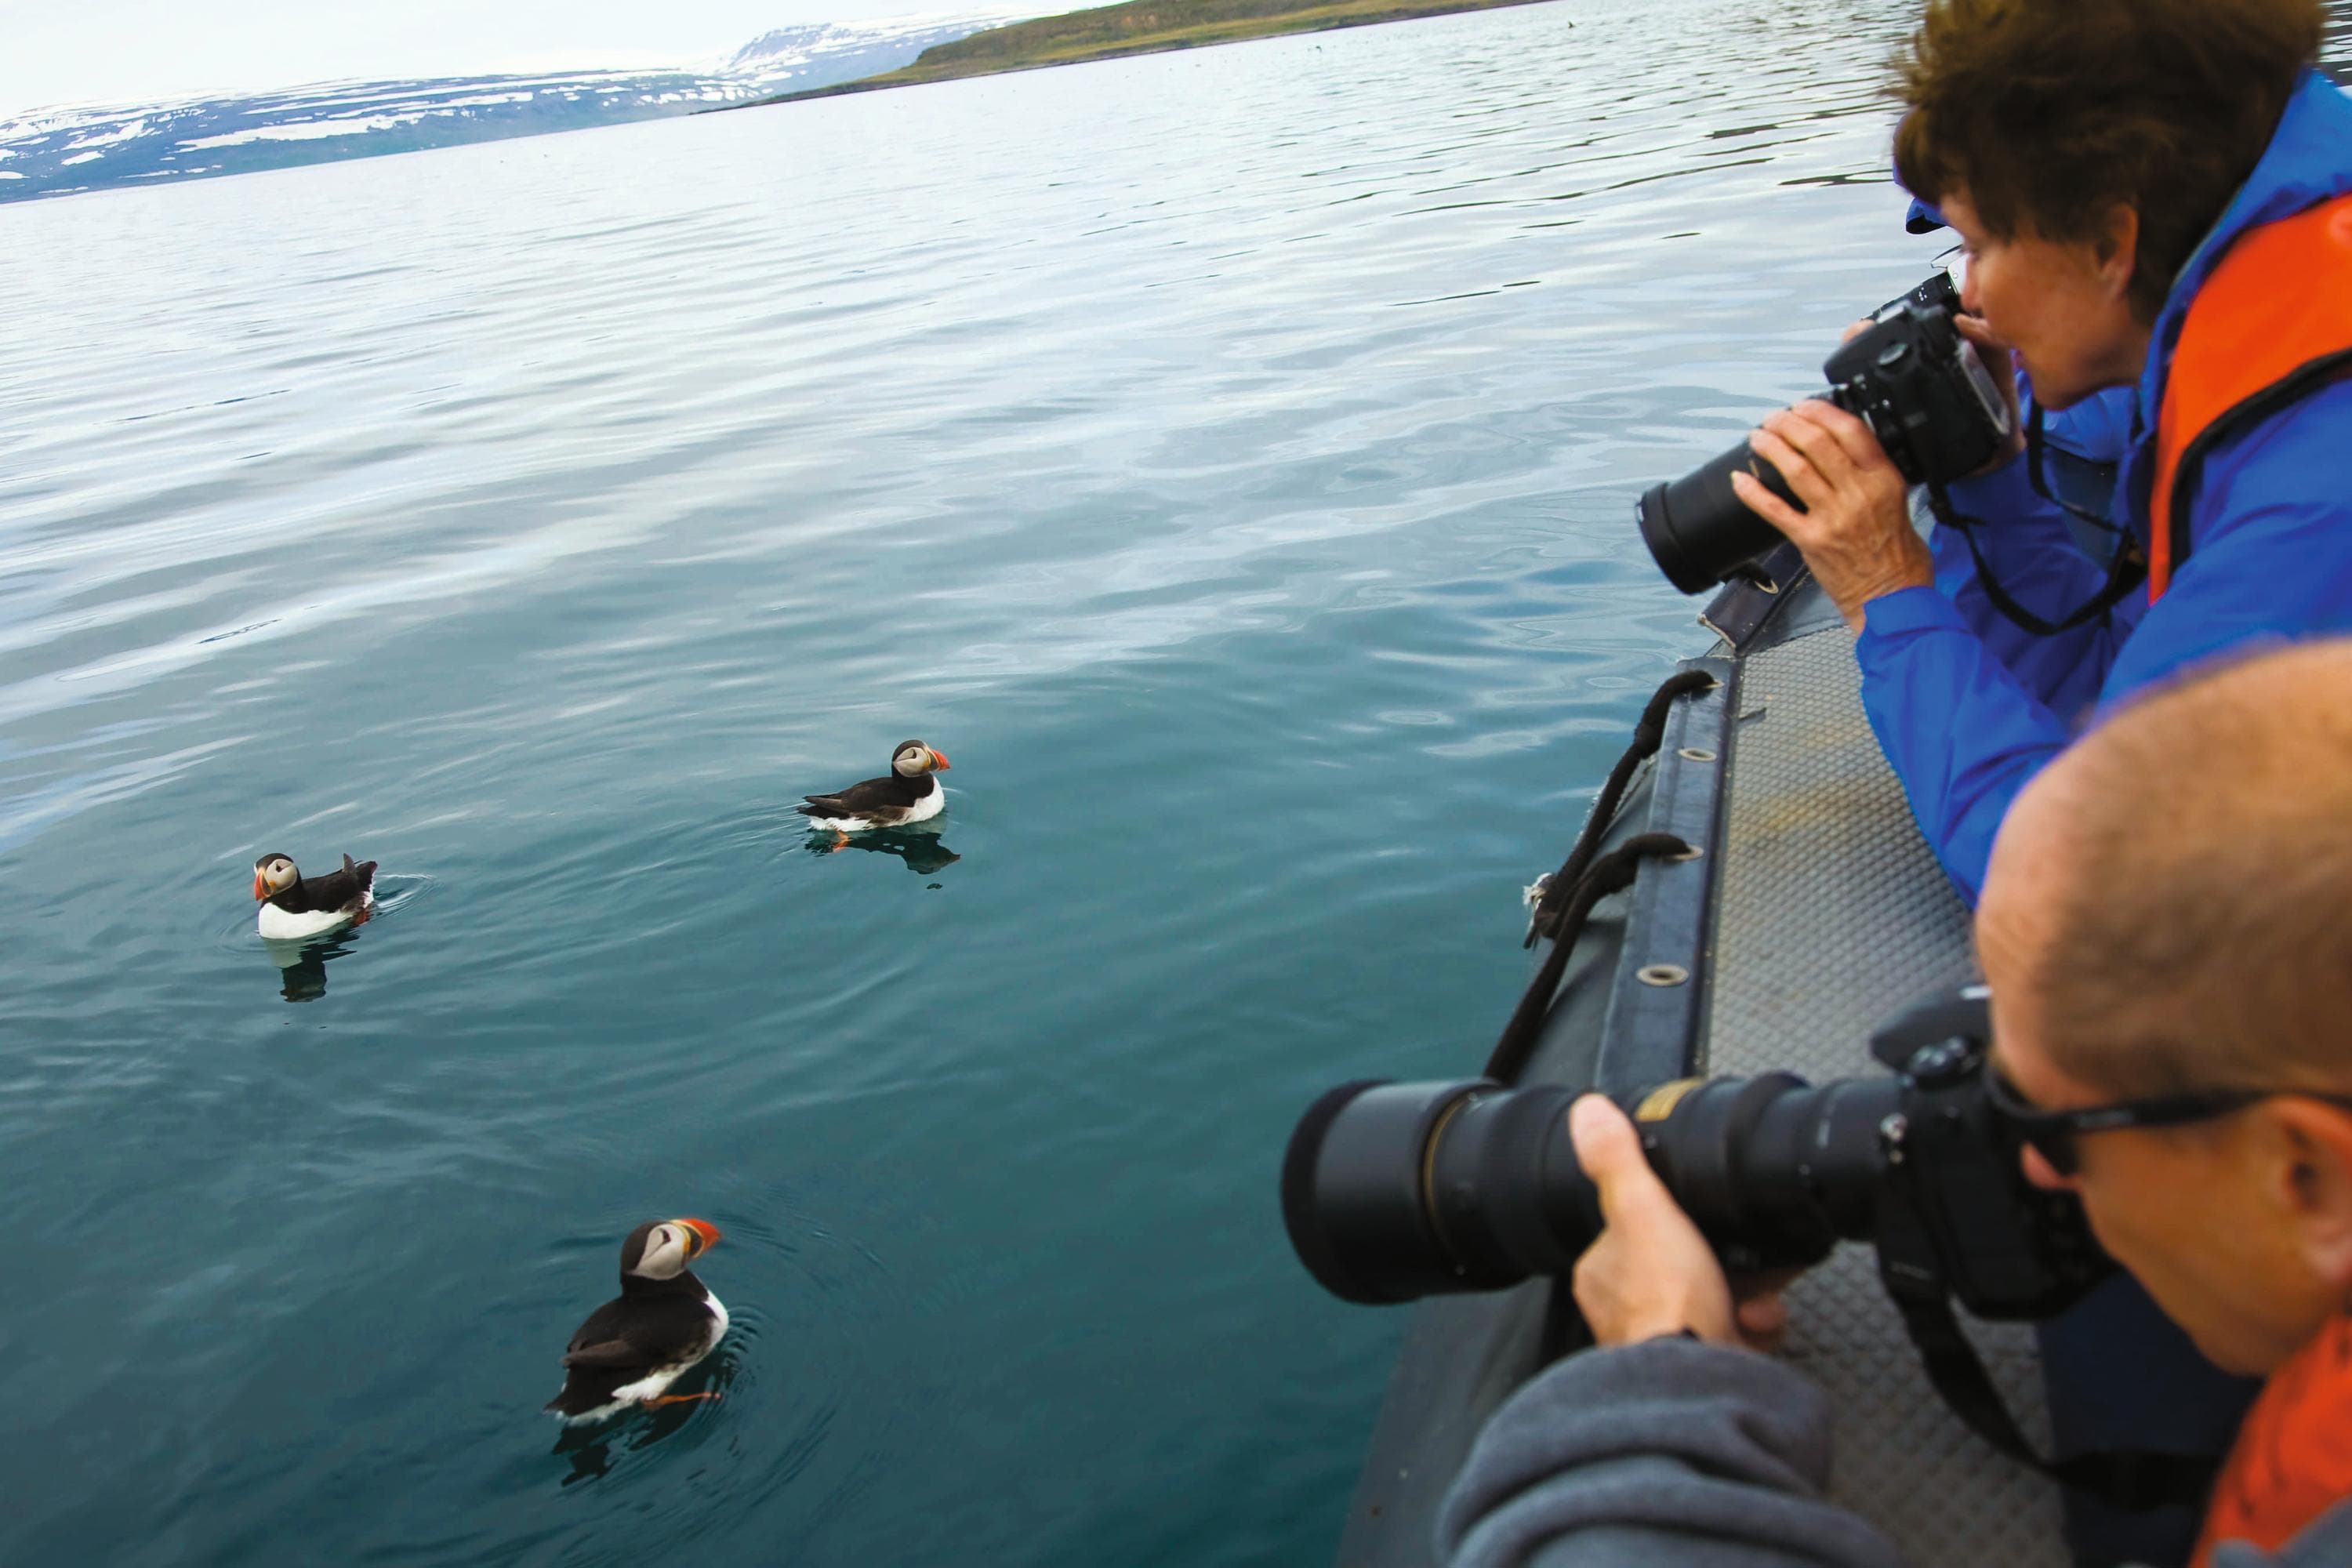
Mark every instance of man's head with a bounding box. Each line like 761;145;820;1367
1979;641;2352;1375
1888;0;2320;407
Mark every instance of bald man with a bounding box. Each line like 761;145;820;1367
1437;641;2352;1568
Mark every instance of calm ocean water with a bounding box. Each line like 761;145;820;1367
3;2;1951;1560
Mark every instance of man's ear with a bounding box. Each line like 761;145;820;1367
2270;1099;2352;1287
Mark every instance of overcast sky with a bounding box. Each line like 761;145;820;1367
0;0;969;117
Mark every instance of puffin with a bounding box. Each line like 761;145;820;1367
797;739;950;845
252;851;376;940
546;1218;729;1423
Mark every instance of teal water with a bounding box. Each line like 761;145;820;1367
5;2;1941;1560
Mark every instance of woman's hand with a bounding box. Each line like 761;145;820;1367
1954;314;2027;474
1730;400;1931;633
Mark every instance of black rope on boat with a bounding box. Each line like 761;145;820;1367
1486;831;1692;1086
1523;668;1717;950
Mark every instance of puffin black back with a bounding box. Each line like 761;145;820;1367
281;855;376;913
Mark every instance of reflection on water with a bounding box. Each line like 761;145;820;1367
550;1348;740;1489
263;927;361;1002
805;824;964;877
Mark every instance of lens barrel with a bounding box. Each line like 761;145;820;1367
1279;1080;1519;1305
1282;1073;1900;1305
1638;441;1805;594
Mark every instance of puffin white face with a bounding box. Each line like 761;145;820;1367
626;1217;721;1279
891;741;950;777
252;855;298;901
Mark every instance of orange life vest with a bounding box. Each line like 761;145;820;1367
2147;191;2352;601
2192;1315;2352;1566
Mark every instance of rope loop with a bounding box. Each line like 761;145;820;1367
1524;667;1715;950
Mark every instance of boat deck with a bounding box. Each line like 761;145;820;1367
1338;562;2060;1566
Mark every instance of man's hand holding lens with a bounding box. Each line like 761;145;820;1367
1566;1094;1793;1352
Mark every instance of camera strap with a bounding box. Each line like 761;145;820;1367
1923;477;2146;639
1874;1188;2220;1512
2025;404;2126;542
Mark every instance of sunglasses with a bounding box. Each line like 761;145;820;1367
1982;1065;2352;1177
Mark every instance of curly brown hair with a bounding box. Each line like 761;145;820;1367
1891;0;2322;323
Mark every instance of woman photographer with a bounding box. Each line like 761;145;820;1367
1729;0;2352;910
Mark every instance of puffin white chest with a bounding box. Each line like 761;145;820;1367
257;891;370;941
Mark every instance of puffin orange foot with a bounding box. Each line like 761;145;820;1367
645;1392;719;1408
829;831;849;852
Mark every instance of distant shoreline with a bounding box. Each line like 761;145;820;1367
717;0;1565;111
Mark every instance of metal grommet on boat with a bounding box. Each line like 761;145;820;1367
1676;747;1717;763
1636;964;1690;987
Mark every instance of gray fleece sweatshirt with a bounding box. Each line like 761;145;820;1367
1436;1337;2352;1568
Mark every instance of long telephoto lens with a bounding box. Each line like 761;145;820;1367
1637;440;1806;595
1280;1073;1899;1305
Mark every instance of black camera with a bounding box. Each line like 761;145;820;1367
1638;274;2015;594
1279;988;2110;1323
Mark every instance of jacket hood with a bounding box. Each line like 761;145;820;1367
2132;70;2352;436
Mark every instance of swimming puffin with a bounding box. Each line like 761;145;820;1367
546;1218;728;1423
797;739;949;845
252;851;376;940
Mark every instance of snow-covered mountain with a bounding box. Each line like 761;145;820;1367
0;10;1027;204
727;13;1014;74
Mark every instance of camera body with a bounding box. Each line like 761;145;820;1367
1858;987;2112;1320
1279;989;2111;1321
1638;274;2016;594
1821;275;2016;495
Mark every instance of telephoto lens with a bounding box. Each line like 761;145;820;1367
1280;1073;1899;1305
1635;271;2011;595
1637;441;1809;595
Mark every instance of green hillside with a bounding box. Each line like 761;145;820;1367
733;0;1562;106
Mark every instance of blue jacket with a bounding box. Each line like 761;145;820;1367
1859;70;2352;905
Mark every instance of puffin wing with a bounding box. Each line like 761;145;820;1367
561;1336;656;1370
546;1295;704;1417
797;774;914;821
299;855;377;911
543;1298;659;1420
559;1294;709;1370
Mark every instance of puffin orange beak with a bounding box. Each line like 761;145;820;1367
930;750;950;771
676;1218;721;1257
252;871;268;901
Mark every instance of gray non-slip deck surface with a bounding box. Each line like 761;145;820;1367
1702;616;2063;1565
